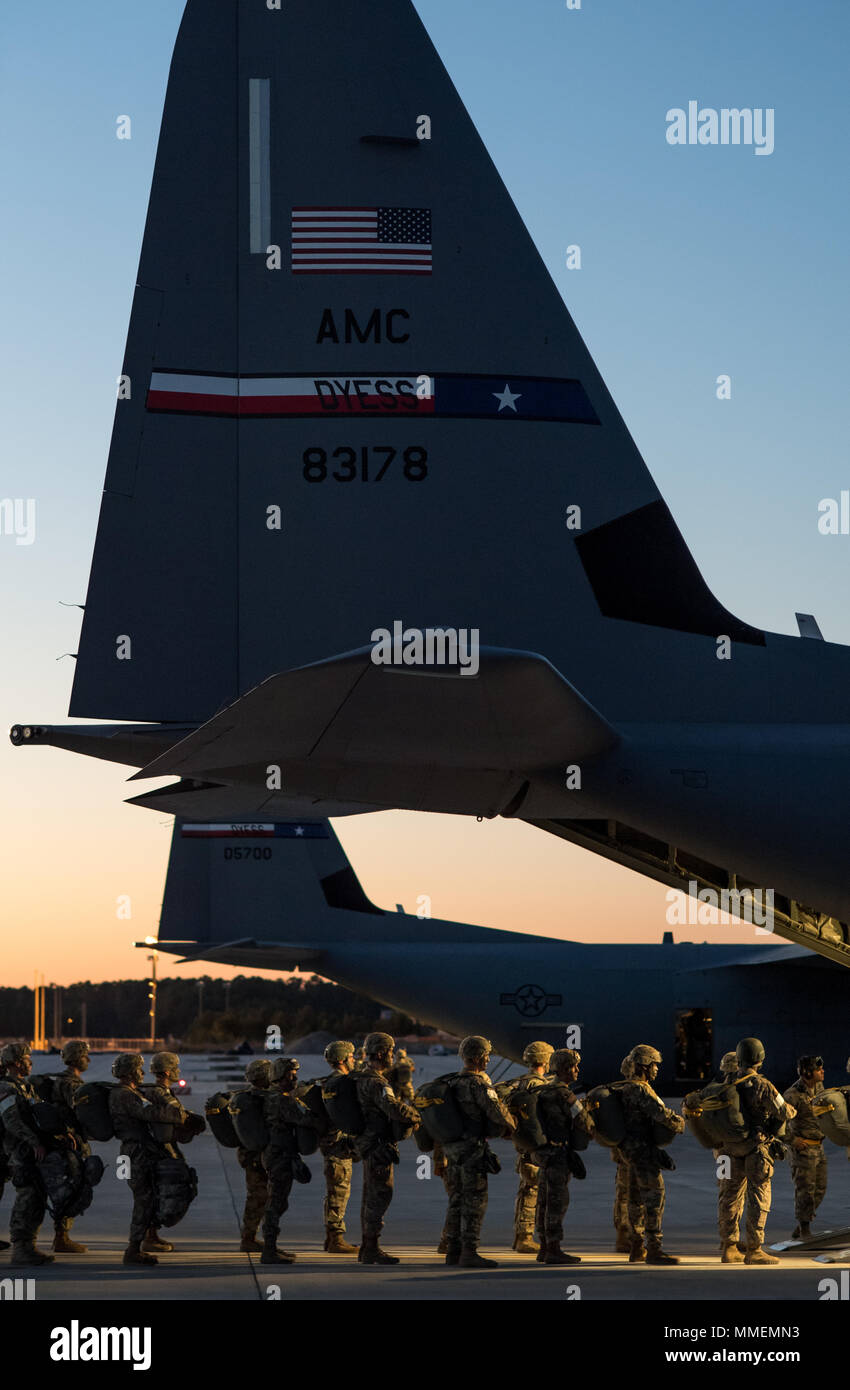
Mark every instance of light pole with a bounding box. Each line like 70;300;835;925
147;952;158;1049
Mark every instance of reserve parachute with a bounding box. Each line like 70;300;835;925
507;1080;548;1152
154;1157;198;1227
812;1086;850;1146
683;1078;752;1156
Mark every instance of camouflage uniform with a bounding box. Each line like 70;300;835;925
0;1062;8;1250
236;1063;271;1244
717;1071;786;1253
50;1064;91;1247
0;1073;48;1252
443;1072;514;1253
784;1077;828;1226
261;1083;314;1252
109;1082;161;1246
353;1063;418;1243
620;1080;684;1246
611;1054;636;1251
533;1080;593;1247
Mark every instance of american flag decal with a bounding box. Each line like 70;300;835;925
291;206;432;274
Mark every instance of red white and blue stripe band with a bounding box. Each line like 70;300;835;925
146;372;599;424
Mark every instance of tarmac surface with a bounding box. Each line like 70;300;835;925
3;1052;848;1302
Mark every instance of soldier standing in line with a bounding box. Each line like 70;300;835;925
352;1031;420;1265
388;1049;416;1103
319;1041;359;1254
49;1039;92;1254
261;1056;316;1265
717;1037;791;1266
141;1051;196;1255
0;1052;11;1251
784;1054;828;1240
108;1052;161;1267
442;1036;516;1269
237;1058;271;1252
533;1048;593;1265
712;1051;746;1260
0;1042;53;1266
434;1139;451;1254
611;1053;635;1254
509;1040;554;1253
620;1043;684;1266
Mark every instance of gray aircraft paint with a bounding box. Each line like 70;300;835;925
11;0;850;968
149;816;850;1087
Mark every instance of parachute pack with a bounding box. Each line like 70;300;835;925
684;1077;753;1156
507;1079;547;1153
73;1081;117;1142
229;1088;270;1151
154;1157;198;1227
299;1080;332;1140
414;1074;466;1144
585;1082;628;1147
37;1151;105;1222
205;1091;239;1147
536;1084;591;1152
322;1072;366;1137
812;1086;850;1147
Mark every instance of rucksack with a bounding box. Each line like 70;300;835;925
508;1080;548;1152
535;1084;591;1152
322;1072;366;1137
812;1086;850;1147
229;1088;270;1151
414;1074;466;1144
585;1082;628;1147
73;1081;117;1142
154;1157;198;1227
683;1078;752;1156
299;1079;332;1139
206;1091;239;1147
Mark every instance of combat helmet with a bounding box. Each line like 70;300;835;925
151;1050;181;1080
270;1056;300;1082
720;1051;738;1077
323;1040;355;1065
522;1041;554;1066
363;1031;395;1059
61;1039;90;1069
0;1042;30;1068
245;1058;271;1086
630;1044;662;1068
735;1037;765;1069
112;1052;145;1083
458;1035;492;1062
549;1047;581;1075
620;1054;635;1079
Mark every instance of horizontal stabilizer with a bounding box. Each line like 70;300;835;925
125;777;380;819
130;648;618;794
154;939;326;969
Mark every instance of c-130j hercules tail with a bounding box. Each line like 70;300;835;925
11;0;850;965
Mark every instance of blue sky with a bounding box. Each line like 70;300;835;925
1;1;848;984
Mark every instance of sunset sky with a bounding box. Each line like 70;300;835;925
2;1;848;989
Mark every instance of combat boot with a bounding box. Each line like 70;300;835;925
358;1239;399;1265
459;1247;497;1268
324;1229;358;1254
646;1239;680;1266
444;1241;462;1266
744;1247;779;1265
628;1239;646;1263
11;1243;54;1266
239;1235;263;1252
260;1242;296;1264
799;1223;812;1240
720;1241;745;1263
615;1233;632;1254
53;1231;88;1253
142;1228;174;1253
513;1235;539;1254
436;1233;449;1254
543;1242;581;1265
123;1243;157;1266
